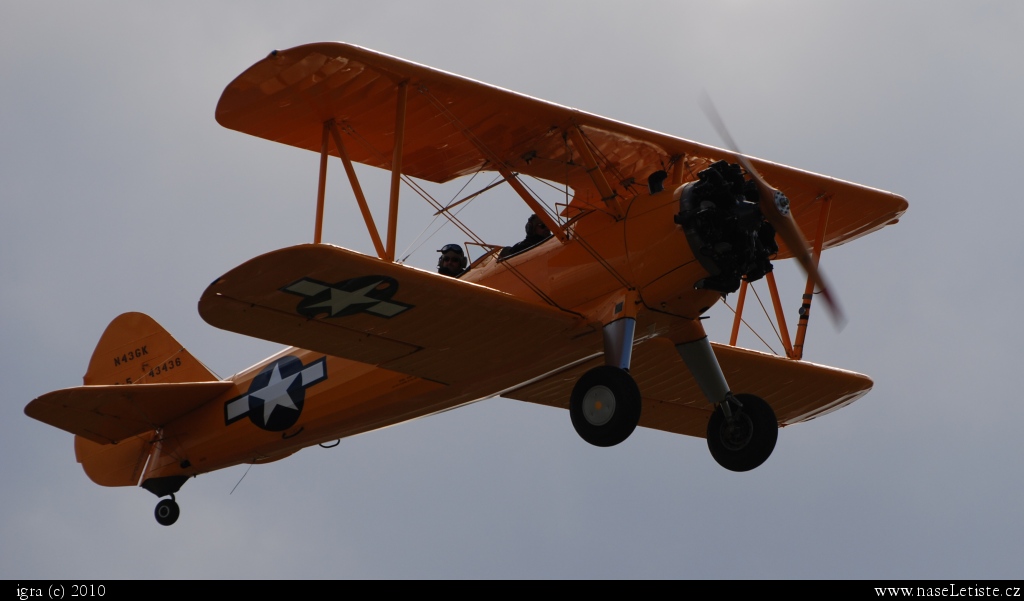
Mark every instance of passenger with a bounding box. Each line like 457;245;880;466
437;244;468;277
499;214;552;259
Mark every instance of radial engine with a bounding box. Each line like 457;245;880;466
674;161;778;294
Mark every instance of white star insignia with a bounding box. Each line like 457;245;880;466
306;281;383;316
248;363;301;422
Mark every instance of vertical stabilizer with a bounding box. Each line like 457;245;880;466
84;312;218;385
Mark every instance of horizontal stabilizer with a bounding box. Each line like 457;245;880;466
25;381;233;444
505;337;872;438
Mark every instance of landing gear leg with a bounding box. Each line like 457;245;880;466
154;494;180;526
676;337;778;471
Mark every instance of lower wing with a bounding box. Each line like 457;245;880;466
504;337;872;438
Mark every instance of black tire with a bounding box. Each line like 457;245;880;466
570;366;642;447
707;393;778;472
154;498;180;526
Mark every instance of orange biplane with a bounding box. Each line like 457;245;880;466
26;43;907;526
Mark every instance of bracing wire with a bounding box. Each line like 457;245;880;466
398;170;494;262
230;462;254;495
342;125;488;253
573;126;642;200
720;295;780;356
343;121;569;311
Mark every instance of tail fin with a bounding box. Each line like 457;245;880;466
71;312;222;487
84;312;219;385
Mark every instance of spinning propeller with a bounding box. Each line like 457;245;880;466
700;94;846;329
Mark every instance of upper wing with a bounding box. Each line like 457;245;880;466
199;244;599;387
504;336;872;438
217;42;907;254
25;381;233;444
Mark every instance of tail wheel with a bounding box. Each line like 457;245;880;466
570;366;642;447
154;496;180;526
707;394;778;472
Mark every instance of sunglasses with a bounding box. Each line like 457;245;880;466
442;255;462;263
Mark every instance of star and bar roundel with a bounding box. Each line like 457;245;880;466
282;275;412;319
222;275;412;431
224;356;327;431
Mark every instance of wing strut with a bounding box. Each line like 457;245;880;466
327;121;387;258
386;81;409;262
729;279;748;346
314;124;329;244
312;120;389;258
567;125;625;219
726;194;833;360
490;162;567;242
764;271;795;357
793;196;833;360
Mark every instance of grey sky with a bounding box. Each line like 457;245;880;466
3;1;1021;578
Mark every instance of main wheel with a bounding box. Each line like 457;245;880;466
707;393;778;472
154;497;180;526
570;366;642;447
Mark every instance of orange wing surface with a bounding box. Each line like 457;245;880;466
25;381;234;444
216;42;907;254
199;243;600;387
504;337;871;438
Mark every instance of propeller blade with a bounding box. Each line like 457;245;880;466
699;93;846;329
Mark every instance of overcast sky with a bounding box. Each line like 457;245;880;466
3;1;1021;579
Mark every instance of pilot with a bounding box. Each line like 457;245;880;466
499;214;552;259
437;244;468;277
